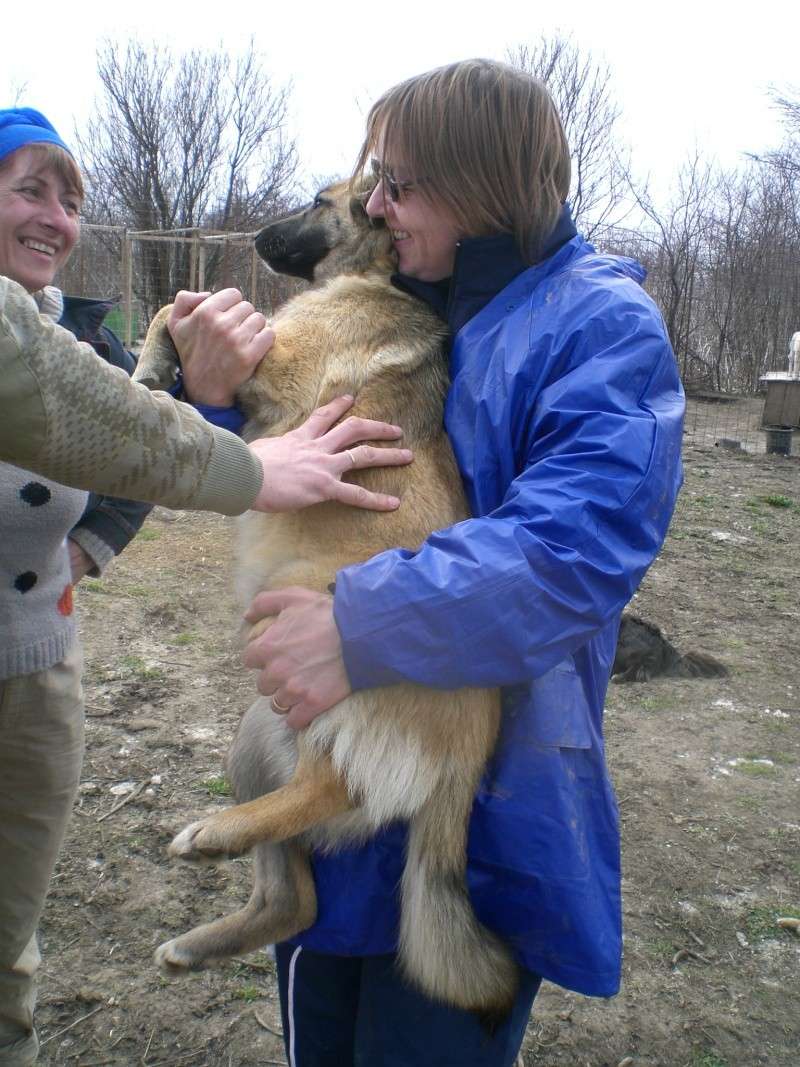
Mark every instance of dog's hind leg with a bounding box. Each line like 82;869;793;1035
399;774;518;1019
169;751;353;863
155;840;316;976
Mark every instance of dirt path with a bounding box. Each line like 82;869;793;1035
35;442;799;1067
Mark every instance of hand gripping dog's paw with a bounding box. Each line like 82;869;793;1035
168;816;246;864
154;937;205;977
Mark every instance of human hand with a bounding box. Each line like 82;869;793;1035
248;395;412;512
67;538;95;584
242;587;351;730
168;289;275;406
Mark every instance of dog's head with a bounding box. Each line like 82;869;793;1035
255;177;395;284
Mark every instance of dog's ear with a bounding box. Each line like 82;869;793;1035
349;194;370;222
350;194;386;231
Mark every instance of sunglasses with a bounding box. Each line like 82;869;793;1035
370;160;425;203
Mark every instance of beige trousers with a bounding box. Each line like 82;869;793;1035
0;643;84;1066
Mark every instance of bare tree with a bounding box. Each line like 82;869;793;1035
703;167;754;390
5;79;29;107
593;82;800;402
766;85;800;171
507;36;629;239
621;153;716;378
75;39;299;320
748;86;800;231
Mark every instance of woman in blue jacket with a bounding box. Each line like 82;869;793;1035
245;59;685;1067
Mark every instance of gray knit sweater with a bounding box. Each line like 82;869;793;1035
1;288;87;679
0;463;87;679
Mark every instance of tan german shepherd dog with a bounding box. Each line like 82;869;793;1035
133;179;517;1017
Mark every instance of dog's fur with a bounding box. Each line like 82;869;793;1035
133;181;518;1017
612;613;728;683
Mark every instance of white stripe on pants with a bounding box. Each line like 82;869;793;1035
286;945;303;1067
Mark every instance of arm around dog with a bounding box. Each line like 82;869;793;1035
0;276;413;515
334;297;684;692
242;278;684;717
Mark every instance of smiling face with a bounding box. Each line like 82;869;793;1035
365;160;462;283
0;146;81;293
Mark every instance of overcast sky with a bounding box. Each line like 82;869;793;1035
2;0;798;203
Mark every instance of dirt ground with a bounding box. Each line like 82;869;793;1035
34;439;799;1067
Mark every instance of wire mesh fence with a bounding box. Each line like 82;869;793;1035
59;223;303;349
683;368;799;456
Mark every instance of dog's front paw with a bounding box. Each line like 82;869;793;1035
168;818;245;863
154;937;205;977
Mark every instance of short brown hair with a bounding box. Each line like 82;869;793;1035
354;59;570;263
0;142;84;203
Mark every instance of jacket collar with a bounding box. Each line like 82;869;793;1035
392;203;578;336
59;294;118;340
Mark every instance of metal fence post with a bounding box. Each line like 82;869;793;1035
250;243;259;305
121;232;133;348
198;242;207;293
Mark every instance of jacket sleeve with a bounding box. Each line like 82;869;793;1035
70;325;153;570
334;302;685;691
0;276;262;515
167;372;247;435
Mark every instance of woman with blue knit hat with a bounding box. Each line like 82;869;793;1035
0;106;154;1066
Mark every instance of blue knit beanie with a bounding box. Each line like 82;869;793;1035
0;107;73;165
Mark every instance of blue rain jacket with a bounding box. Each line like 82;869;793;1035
289;219;685;997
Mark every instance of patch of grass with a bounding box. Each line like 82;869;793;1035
744;905;800;942
82;578;107;594
746;748;792;765
232;985;262;1003
733;794;760;811
638;694;674;712
647;937;674;961
766;825;797;842
118;655;165;681
723;636;746;651
172;632;199;646
692;1053;728;1067
763;493;793;508
201;775;233;798
137;527;160;541
683;823;713;839
736;760;777;778
125;585;150;598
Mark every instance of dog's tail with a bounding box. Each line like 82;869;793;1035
674;650;729;679
398;776;518;1020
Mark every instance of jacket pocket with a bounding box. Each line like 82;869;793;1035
506;659;594;750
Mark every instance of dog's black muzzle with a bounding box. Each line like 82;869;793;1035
255;225;331;283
